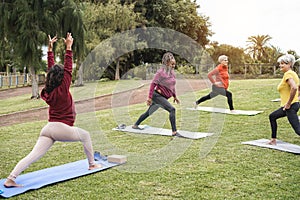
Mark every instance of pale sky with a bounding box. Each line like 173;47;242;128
196;0;300;54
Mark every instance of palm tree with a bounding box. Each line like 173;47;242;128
7;0;46;98
2;0;85;97
246;34;272;62
56;0;86;86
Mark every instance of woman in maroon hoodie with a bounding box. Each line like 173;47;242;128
132;52;181;136
4;33;101;188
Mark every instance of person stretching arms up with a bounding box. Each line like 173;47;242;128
4;33;101;188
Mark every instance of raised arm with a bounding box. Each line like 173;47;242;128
47;35;57;70
63;32;73;51
63;33;73;75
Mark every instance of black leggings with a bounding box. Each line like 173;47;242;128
134;91;177;132
195;85;234;110
269;102;300;138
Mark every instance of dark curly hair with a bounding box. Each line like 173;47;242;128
162;52;175;66
44;64;64;94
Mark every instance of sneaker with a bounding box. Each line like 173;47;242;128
94;151;107;161
117;124;126;129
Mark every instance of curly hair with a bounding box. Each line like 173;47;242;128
162;52;175;66
44;64;64;94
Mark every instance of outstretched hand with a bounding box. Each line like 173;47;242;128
146;98;152;106
173;97;180;104
63;32;73;50
48;35;57;52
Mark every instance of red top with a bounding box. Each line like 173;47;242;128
148;67;176;99
208;64;229;89
41;50;76;126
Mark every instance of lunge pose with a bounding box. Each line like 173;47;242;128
269;54;300;145
4;33;101;188
132;52;180;136
194;55;234;111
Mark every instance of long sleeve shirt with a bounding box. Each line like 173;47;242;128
148;67;177;99
208;64;229;89
41;50;76;126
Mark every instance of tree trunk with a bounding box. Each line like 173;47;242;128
29;66;40;99
76;61;84;86
115;58;120;80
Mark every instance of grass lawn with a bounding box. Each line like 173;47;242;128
0;79;299;199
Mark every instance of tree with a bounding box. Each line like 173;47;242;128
1;0;85;97
246;34;272;62
207;43;252;74
82;1;139;80
263;45;284;65
5;0;47;98
56;0;86;86
120;0;212;78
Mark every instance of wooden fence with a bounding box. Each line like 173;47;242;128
0;74;45;88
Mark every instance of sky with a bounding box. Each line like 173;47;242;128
196;0;300;54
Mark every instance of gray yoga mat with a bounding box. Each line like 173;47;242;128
113;125;213;139
188;106;263;116
242;138;300;154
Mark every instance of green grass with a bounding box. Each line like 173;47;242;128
0;79;299;199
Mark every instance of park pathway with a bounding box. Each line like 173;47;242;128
0;79;208;127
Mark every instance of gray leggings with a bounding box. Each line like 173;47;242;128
8;122;95;180
134;91;177;132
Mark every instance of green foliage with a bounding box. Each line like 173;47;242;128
177;65;195;74
207;43;252;74
133;66;147;80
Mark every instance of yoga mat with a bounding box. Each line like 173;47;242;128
0;156;121;198
242;139;300;154
113;125;213;139
187;106;263;116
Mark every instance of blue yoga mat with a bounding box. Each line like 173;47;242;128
0;155;120;198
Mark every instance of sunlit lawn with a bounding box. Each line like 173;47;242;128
0;79;299;199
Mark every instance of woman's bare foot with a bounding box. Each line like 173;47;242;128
4;178;23;188
230;110;237;114
132;125;144;130
88;163;102;170
268;139;277;145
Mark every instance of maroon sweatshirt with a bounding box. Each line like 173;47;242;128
41;50;76;126
148;67;177;99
